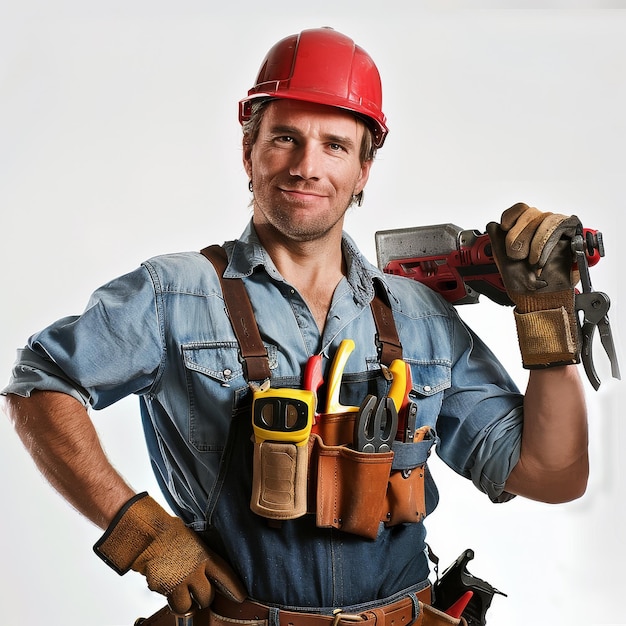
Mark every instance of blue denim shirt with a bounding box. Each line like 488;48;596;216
3;221;523;607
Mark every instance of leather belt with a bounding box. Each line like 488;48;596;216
133;587;433;626
210;587;432;626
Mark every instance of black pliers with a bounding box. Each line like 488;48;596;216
572;230;621;390
354;395;398;453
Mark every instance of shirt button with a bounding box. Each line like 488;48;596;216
423;385;432;393
223;368;232;378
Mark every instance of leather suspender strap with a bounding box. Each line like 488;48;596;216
200;245;401;377
371;280;403;366
200;245;272;382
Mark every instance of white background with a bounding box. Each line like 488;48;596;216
1;2;625;625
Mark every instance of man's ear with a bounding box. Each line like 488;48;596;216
242;137;253;178
354;158;373;196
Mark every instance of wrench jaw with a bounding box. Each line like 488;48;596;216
572;233;621;390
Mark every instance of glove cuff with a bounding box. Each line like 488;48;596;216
93;491;156;575
513;302;580;368
511;289;574;315
93;492;246;609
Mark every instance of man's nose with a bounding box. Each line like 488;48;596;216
289;144;321;180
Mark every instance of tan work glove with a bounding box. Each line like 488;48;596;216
486;202;581;369
94;492;247;614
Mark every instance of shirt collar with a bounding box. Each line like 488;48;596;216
223;219;391;308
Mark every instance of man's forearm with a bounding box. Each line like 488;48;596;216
2;390;135;529
505;365;589;503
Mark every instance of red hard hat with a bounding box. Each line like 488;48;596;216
239;27;388;148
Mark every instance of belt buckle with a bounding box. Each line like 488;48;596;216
331;609;365;626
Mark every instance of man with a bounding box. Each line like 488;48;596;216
2;27;587;624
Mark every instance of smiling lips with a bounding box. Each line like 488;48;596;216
279;185;327;201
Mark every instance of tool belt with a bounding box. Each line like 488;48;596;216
249;414;433;540
201;245;435;541
135;587;467;626
248;394;434;540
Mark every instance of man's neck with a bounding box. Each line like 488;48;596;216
256;227;346;332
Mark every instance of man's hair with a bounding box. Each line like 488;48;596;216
242;99;377;172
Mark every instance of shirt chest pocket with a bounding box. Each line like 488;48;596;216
407;361;451;429
181;341;277;452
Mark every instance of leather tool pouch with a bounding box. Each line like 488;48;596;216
250;440;309;520
309;417;435;540
416;602;468;625
383;429;435;526
311;432;394;539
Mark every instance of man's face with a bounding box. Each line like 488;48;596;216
243;99;372;244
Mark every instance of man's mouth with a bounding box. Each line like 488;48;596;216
280;187;325;200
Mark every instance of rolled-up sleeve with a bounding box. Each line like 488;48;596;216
436;314;525;503
3;346;93;405
470;406;522;502
2;264;164;410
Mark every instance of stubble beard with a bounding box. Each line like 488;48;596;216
254;194;353;244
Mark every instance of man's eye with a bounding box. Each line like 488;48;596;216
329;143;345;152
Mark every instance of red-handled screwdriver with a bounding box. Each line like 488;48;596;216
303;354;324;425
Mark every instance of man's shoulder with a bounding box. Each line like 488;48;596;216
141;250;223;294
143;249;211;271
384;272;454;315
